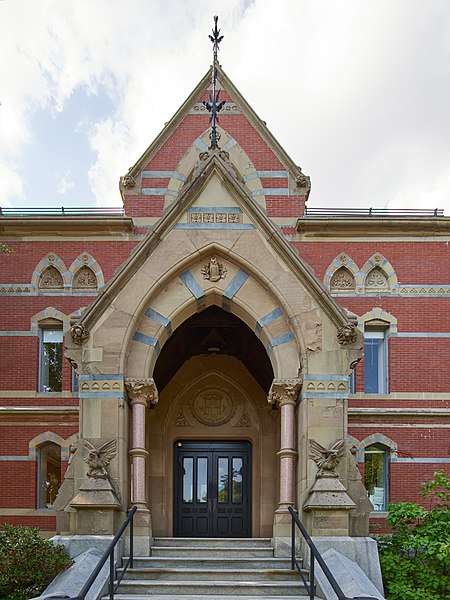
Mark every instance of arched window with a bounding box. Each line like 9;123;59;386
364;443;388;511
37;442;61;508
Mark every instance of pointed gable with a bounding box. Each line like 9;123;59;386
119;66;310;226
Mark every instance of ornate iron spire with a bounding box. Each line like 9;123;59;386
203;16;225;150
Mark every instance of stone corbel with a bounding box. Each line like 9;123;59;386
267;378;302;407
125;378;159;408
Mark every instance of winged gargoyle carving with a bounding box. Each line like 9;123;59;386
309;439;346;478
82;439;117;479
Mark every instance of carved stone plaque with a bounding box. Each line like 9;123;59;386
190;388;236;426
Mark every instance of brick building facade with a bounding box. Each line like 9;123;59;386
1;63;449;541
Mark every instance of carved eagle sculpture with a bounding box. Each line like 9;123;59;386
309;439;346;478
83;439;117;479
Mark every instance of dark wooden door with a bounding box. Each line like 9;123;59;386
174;440;251;537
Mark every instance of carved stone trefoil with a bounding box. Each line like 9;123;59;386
70;323;89;345
82;439;117;479
309;439;345;478
201;257;227;282
366;267;388;289
125;377;159;407
337;322;358;346
267;378;302;407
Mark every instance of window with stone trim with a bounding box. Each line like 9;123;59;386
40;325;63;392
364;443;388;511
37;442;61;508
364;327;388;394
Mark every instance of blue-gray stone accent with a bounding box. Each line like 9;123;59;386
187;206;242;213
194;139;209;152
255;307;283;338
145;308;172;336
141;188;178;196
175;223;255;230
267;332;295;351
142;170;187;182
252;188;290;196
79;374;124;381
132;332;161;355
179;271;205;299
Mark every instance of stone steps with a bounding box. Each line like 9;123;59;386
107;537;318;599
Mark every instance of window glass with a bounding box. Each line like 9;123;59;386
38;442;61;508
182;457;193;503
364;330;387;393
232;457;243;503
364;444;388;511
218;457;229;503
197;457;208;503
41;328;63;392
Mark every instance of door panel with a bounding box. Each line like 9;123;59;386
174;441;251;537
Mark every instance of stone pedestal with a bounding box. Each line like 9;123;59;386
303;477;355;536
70;477;121;535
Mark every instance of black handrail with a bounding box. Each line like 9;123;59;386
288;506;379;600
55;505;137;600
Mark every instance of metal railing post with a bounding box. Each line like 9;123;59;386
130;513;134;569
109;551;114;600
291;513;295;570
309;546;315;600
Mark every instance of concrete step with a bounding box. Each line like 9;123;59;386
117;567;301;582
153;536;272;548
110;596;321;600
125;556;293;570
111;579;309;596
150;545;274;558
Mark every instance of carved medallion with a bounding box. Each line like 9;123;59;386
40;266;63;289
190;388;237;426
201;257;227;282
330;268;355;291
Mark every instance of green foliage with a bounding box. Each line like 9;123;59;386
377;471;450;600
0;242;13;253
0;524;73;598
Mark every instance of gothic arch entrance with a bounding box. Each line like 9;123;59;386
147;306;278;538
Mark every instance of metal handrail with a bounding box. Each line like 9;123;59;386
0;207;125;216
304;207;444;217
288;506;378;600
56;505;137;600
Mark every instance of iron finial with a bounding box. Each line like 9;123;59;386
203;15;225;150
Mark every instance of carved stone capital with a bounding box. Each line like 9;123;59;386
267;378;302;407
70;323;89;346
125;378;159;408
337;322;358;346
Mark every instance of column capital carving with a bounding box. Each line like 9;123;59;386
267;378;302;407
125;378;159;408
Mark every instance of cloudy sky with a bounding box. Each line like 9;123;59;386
1;0;450;214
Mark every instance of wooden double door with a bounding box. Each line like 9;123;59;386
174;440;251;537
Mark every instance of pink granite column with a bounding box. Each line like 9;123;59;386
125;378;158;510
268;378;302;511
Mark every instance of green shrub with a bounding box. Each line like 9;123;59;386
377;471;450;600
0;524;73;598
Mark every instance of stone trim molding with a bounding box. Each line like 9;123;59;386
30;307;71;334
68;252;105;290
32;253;70;290
28;431;79;461
357;308;398;335
324;253;359;292
348;433;398;462
361;253;398;291
78;374;125;398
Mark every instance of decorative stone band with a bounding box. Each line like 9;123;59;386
301;374;349;400
78;374;125;398
267;378;302;407
277;448;298;460
125;377;159;408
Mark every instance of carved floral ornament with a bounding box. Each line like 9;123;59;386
39;267;63;289
125;378;159;407
330;268;355;291
337;322;358;346
366;267;388;289
74;266;97;289
70;322;89;345
267;378;302;406
201;257;228;282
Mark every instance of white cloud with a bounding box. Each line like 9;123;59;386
1;0;450;213
57;169;75;195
